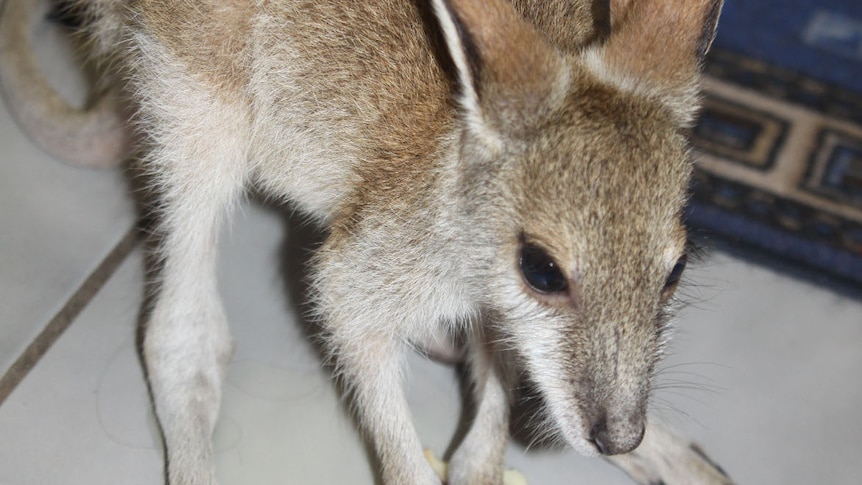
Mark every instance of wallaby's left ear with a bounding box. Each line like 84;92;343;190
431;0;570;146
585;0;724;125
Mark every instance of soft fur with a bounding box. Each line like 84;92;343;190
0;0;734;483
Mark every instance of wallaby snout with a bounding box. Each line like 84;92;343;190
585;403;646;456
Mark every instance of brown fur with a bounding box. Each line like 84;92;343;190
0;0;731;484
133;0;254;95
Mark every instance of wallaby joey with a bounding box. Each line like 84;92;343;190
0;0;734;483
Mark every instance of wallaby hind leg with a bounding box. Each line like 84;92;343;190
135;71;251;484
143;152;246;484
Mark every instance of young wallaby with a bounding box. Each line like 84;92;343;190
0;0;734;484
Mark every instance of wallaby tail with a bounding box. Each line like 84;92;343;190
0;0;128;168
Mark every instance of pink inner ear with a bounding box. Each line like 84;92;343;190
437;0;569;134
603;0;716;89
445;0;561;93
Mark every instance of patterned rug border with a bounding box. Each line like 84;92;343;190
705;47;862;126
688;169;862;286
689;40;862;287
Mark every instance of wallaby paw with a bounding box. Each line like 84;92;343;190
424;450;528;485
608;428;734;485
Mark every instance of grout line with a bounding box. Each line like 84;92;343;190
0;226;139;406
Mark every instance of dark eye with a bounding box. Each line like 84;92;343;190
520;244;568;294
663;254;687;293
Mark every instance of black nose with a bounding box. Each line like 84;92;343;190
589;418;611;455
588;414;645;456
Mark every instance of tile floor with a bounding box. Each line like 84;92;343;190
2;10;862;485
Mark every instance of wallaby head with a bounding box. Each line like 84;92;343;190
433;0;721;456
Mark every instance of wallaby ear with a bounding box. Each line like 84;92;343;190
586;0;723;125
431;0;569;146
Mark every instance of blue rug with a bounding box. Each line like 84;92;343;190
688;0;862;286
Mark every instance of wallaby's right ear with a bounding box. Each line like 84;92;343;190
586;0;723;125
431;0;569;148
